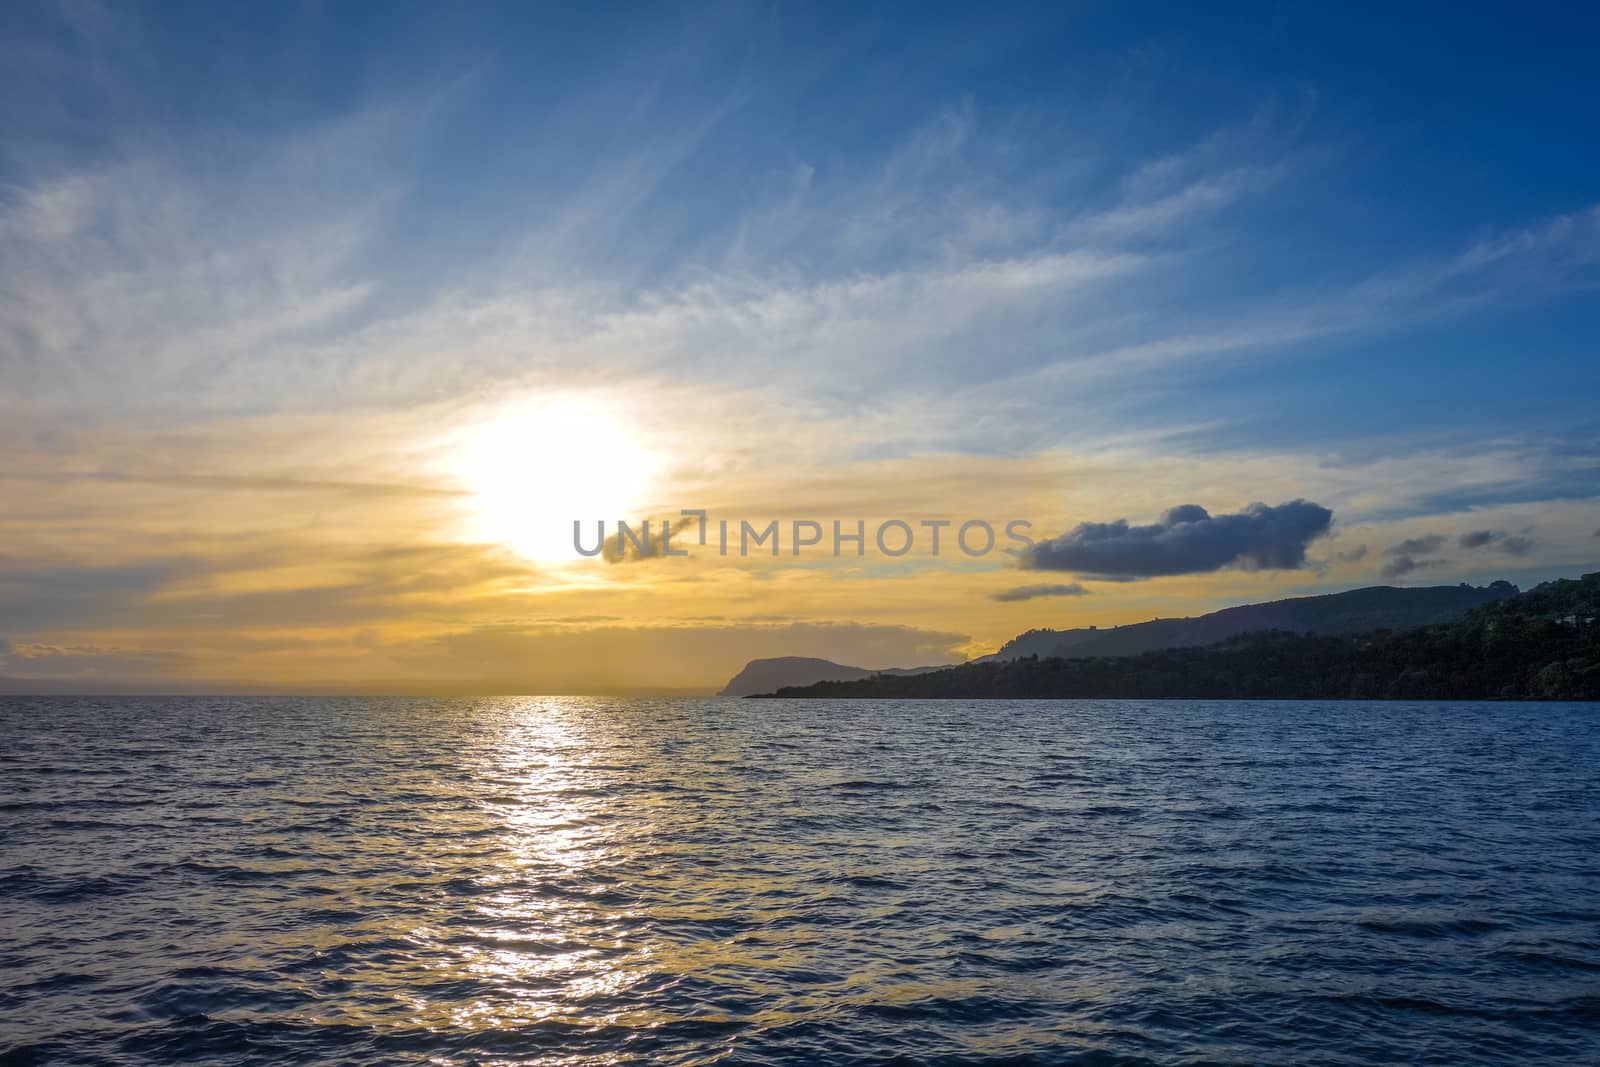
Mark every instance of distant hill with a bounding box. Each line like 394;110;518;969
720;582;1521;697
758;573;1600;701
717;657;947;697
982;581;1520;662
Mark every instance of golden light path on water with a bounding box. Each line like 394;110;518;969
421;702;651;1039
391;699;1074;1058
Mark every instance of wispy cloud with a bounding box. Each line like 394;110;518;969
1381;535;1448;579
3;65;1596;450
990;583;1089;602
1458;529;1535;555
0;106;412;410
1389;534;1447;556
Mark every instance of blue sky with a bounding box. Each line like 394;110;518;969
0;2;1597;688
7;2;1597;443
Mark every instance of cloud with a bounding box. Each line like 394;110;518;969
1379;535;1449;579
1375;527;1534;579
0;557;199;632
1380;554;1445;579
991;201;1600;409
1022;500;1333;579
1388;534;1446;556
0;636;11;656
0;540;540;635
990;583;1090;602
1458;529;1534;555
1071;164;1285;242
4;31;1588;437
601;516;698;563
0;102;408;413
0;641;187;678
1337;544;1369;563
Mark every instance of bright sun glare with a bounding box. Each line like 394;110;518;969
459;397;654;561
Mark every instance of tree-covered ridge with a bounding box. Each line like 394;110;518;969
762;573;1600;701
982;581;1520;662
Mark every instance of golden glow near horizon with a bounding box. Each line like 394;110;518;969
455;396;659;563
2;398;1593;694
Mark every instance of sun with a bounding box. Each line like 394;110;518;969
457;395;655;561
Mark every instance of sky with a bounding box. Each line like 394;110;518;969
1;1;1597;693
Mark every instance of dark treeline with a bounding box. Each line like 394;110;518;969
762;572;1600;701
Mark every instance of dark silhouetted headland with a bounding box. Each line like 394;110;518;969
757;573;1600;701
719;657;948;697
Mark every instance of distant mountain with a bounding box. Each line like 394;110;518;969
981;582;1520;662
758;573;1600;701
717;656;948;697
722;582;1521;697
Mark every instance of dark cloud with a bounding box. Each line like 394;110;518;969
1459;529;1534;556
1337;544;1369;563
990;583;1090;602
1379;535;1454;578
1381;554;1447;579
0;636;11;656
1022;500;1334;579
1389;534;1446;557
0;543;542;634
1380;555;1417;579
602;517;698;563
0;557;199;632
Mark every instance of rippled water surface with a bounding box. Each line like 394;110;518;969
3;697;1599;1065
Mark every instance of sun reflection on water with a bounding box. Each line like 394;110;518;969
431;698;656;1034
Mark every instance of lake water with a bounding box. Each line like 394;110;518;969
2;697;1598;1065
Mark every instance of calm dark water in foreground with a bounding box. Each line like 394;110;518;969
2;698;1599;1065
